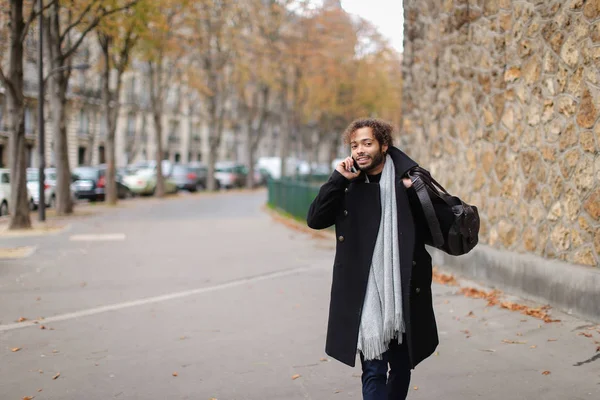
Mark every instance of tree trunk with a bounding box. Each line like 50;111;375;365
5;0;32;230
245;125;255;189
206;144;217;191
49;73;74;214
153;112;165;197
100;35;118;205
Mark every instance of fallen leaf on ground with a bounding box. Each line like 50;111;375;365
291;374;301;380
434;352;439;356
459;287;501;306
36;297;41;301
39;325;46;330
52;373;60;380
467;311;476;317
80;282;87;288
530;345;537;349
17;317;27;322
596;346;600;352
547;338;557;342
334;390;341;393
516;333;523;336
432;268;459;286
578;332;593;338
479;349;496;353
320;358;328;362
172;372;178;377
37;389;42;392
12;347;22;352
413;386;419;390
542;371;551;375
22;396;34;400
502;339;527;344
52;350;59;354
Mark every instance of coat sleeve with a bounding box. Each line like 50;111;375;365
406;185;456;248
306;170;349;230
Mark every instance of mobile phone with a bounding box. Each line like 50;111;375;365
351;158;359;174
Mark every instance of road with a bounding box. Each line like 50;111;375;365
0;190;599;399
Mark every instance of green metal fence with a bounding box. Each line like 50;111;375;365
267;178;322;221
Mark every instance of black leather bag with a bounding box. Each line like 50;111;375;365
407;166;480;256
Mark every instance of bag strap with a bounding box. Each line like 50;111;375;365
411;174;445;248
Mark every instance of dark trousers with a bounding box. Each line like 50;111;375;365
359;338;411;400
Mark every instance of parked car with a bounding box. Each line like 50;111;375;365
0;169;11;216
171;164;206;192
0;168;35;215
122;167;178;196
214;162;247;189
72;166;132;201
27;168;54;208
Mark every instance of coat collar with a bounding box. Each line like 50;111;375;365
351;146;418;183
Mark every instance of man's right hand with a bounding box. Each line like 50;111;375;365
335;157;360;180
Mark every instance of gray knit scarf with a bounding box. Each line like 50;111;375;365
357;154;404;360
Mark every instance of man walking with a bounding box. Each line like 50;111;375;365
307;118;454;399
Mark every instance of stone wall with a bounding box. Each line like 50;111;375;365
402;0;600;267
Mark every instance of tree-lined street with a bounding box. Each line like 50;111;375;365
1;191;598;399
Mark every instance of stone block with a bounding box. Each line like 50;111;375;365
584;0;600;20
576;88;599;128
574;156;594;192
556;96;578;118
583;188;600;221
561;36;581;68
572;247;597;266
547;202;563;221
559;123;578;151
551;224;571;252
560;149;581;178
580;130;597;153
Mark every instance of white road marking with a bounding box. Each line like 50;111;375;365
69;233;126;241
0;265;324;332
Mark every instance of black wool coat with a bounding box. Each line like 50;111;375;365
306;146;455;368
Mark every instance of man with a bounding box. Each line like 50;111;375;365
307;118;454;399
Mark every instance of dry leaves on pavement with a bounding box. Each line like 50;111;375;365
432;268;458;286
52;373;60;380
542;371;551;375
291;374;301;380
12;347;22;352
502;339;527;344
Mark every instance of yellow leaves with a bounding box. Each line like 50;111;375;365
16;317;28;322
291;374;301;380
172;372;179;377
502;339;527;344
52;373;60;380
12;347;22;352
542;371;551;375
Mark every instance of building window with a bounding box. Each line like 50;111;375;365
99;114;107;137
0;98;4;130
98;146;106;164
127;76;136;103
24;106;34;134
168;120;179;144
174;153;181;163
78;109;89;136
78;147;86;166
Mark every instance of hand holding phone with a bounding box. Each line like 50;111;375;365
336;156;360;180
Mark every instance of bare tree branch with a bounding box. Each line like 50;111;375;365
60;1;138;60
21;0;59;43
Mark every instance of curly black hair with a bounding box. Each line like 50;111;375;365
342;118;395;147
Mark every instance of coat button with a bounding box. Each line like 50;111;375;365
415;287;421;294
338;236;345;242
412;261;417;266
345;188;349;193
343;210;348;216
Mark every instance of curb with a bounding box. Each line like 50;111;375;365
430;245;600;323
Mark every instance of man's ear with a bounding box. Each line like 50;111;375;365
382;144;389;154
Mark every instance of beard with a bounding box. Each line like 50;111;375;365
358;150;386;173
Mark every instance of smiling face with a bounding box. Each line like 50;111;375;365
350;127;388;174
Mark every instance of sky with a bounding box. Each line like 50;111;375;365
341;0;404;53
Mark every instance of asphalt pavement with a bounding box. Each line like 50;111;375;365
0;190;599;400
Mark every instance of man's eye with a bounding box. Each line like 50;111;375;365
365;142;372;146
